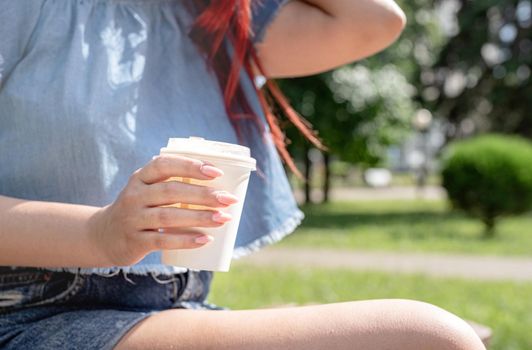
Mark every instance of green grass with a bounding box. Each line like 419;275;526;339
209;265;532;350
276;200;532;256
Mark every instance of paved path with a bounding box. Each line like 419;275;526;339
235;247;532;282
294;186;446;203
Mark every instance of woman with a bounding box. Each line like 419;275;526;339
0;1;486;349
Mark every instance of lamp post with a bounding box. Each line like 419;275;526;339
412;109;433;194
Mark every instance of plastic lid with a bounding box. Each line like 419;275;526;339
160;137;256;169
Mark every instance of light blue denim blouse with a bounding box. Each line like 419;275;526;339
0;0;302;275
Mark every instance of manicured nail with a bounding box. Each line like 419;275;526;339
194;235;214;244
212;211;232;223
200;164;224;178
215;191;239;205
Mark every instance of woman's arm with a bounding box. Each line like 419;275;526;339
256;0;406;78
0;155;234;268
0;196;106;267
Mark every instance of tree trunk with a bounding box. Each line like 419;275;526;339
482;215;497;238
304;145;312;204
323;152;331;203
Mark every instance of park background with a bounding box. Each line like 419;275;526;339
211;1;532;349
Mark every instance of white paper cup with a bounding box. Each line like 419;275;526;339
159;137;256;272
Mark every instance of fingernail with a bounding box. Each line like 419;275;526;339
212;211;232;223
215;191;239;205
200;164;224;178
194;235;214;244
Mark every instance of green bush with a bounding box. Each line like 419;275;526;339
441;134;532;236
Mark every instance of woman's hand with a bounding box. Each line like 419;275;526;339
88;155;239;267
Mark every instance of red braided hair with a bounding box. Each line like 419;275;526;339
189;0;324;177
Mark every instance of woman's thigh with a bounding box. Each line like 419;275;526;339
115;299;486;350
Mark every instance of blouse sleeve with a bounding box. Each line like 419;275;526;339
250;0;289;44
0;2;44;85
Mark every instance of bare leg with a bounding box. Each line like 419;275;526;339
115;299;485;350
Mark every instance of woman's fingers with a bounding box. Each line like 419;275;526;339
139;207;232;230
139;231;214;250
134;155;224;185
143;181;239;208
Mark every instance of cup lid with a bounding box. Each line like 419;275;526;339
160;137;256;170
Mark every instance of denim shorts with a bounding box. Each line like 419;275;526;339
0;267;225;349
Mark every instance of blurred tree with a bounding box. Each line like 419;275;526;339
277;67;416;203
424;0;532;139
442;134;532;237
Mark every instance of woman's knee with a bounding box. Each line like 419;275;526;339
389;299;486;350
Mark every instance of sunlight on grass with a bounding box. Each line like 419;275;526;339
277;200;532;256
